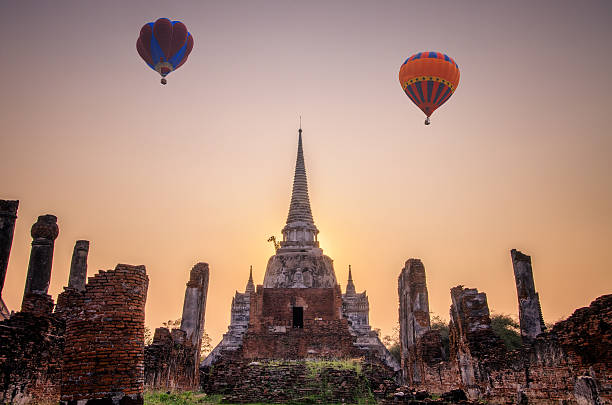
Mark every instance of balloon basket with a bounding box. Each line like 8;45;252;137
161;78;167;85
424;117;431;125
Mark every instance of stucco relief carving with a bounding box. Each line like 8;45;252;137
263;253;337;288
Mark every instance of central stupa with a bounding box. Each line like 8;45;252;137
263;127;337;289
203;127;399;371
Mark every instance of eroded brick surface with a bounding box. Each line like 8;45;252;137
408;292;612;404
202;357;396;404
242;286;363;359
60;264;149;405
144;327;198;390
0;310;64;404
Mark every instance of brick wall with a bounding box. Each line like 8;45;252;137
60;264;149;405
241;286;362;359
409;294;612;404
202;358;396;403
144;327;198;390
250;286;342;330
0;311;64;404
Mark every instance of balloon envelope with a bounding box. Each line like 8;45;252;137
399;52;460;119
137;18;194;80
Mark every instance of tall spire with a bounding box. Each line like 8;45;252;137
346;265;356;295
286;127;314;225
279;126;320;252
245;265;255;294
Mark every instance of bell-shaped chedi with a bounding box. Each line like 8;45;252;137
263;128;338;288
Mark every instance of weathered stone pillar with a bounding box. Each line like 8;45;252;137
0;200;19;297
180;262;209;376
60;264;149;405
449;286;505;400
21;214;58;314
511;249;546;340
68;240;89;291
398;258;431;383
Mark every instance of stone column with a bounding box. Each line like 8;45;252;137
68;240;89;291
0;200;19;296
398;258;431;383
511;249;546;340
180;262;209;373
21;215;59;314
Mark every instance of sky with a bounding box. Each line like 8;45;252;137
1;1;611;345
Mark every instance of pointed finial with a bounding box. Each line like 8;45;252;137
299;115;302;132
246;265;255;293
346;264;356;295
286;119;314;225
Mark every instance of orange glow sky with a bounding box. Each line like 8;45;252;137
1;1;611;345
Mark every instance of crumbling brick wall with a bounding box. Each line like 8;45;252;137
144;327;198;390
241;286;362;359
60;264;149;405
202;357;396;403
0;311;64;404
398;259;436;385
144;262;209;391
408;293;611;405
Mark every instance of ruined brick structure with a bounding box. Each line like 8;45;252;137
60;264;149;405
144;263;209;390
0;305;65;404
0;207;154;404
0;200;19;320
202;358;397;404
203;128;400;397
203;268;252;365
180;263;209;366
398;258;439;385
449;286;506;398
511;249;546;340
398;254;611;404
68;240;89;291
21;214;59;315
0;200;19;298
144;327;198;390
242;286;362;359
0;214;64;404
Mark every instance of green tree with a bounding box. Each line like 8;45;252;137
490;313;522;351
430;315;450;358
382;324;400;363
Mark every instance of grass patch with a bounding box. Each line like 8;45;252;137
144;390;216;404
304;358;362;377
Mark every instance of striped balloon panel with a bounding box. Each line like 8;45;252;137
403;80;453;117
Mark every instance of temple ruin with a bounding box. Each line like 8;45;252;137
0;126;610;404
397;255;611;404
201;128;400;400
0;202;207;404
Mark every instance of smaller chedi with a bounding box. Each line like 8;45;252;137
203;128;399;371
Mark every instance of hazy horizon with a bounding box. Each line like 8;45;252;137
1;0;611;346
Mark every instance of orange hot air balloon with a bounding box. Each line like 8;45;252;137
399;52;460;125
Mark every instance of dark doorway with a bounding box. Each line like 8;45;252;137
292;306;303;328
